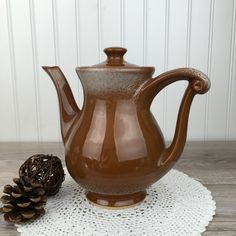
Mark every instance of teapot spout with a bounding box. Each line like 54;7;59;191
42;66;81;145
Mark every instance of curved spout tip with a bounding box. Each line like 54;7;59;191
42;65;53;71
42;66;61;77
42;65;59;69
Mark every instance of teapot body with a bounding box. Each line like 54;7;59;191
43;47;210;208
65;93;168;203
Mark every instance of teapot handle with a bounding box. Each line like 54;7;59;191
135;68;210;166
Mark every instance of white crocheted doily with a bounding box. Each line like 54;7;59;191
16;169;216;236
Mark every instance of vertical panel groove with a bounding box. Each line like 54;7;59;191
5;0;20;141
29;0;41;142
204;0;215;141
75;0;81;66
52;0;61;141
143;0;147;65
52;0;60;65
75;0;82;105
226;0;236;139
186;0;192;67
163;0;170;136
97;0;102;62
120;0;124;46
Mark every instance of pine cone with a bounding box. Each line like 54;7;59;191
0;176;47;223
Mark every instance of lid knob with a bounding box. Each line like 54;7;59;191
104;47;127;66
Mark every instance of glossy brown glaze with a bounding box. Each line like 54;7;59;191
43;47;210;208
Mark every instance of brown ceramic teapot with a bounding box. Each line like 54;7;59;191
43;47;210;208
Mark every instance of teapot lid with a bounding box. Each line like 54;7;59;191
77;47;154;74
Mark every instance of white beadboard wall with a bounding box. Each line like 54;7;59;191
0;0;236;142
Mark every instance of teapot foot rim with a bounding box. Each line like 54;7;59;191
86;190;146;209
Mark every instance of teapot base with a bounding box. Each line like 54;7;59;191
86;191;146;209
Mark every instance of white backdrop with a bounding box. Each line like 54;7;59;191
0;0;235;142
